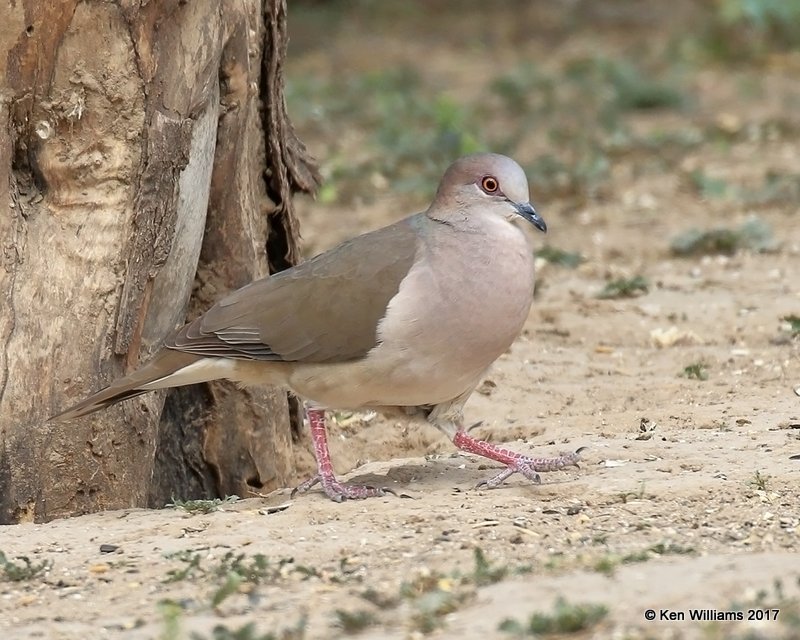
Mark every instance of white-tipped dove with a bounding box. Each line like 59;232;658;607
52;153;583;501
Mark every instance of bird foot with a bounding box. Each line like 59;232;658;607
452;430;585;489
295;407;402;502
291;474;396;502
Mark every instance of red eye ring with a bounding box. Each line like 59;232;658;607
481;176;499;193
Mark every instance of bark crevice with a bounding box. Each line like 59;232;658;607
260;0;321;272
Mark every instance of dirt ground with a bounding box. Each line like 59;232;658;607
2;2;800;639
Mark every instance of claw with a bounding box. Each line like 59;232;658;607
466;420;484;432
290;475;321;499
291;474;397;501
453;429;584;489
295;407;405;502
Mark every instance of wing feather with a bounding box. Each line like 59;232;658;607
166;217;421;363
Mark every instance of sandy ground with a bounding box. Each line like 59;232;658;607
2;3;800;639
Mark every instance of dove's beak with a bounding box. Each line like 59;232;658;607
513;202;547;233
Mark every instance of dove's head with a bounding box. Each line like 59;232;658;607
431;153;546;233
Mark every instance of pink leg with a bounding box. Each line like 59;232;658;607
292;407;395;502
453;430;584;489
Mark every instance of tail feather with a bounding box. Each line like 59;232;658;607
50;350;212;422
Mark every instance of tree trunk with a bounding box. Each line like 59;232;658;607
0;0;319;523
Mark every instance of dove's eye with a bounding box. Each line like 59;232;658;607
481;176;499;193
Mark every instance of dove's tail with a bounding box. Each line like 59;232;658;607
50;350;227;422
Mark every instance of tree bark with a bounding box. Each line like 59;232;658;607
0;0;319;523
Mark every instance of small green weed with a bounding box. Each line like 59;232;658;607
698;0;800;61
565;57;685;113
158;599;184;640
410;587;468;634
742;171;800;206
648;542;696;556
621;550;651;564
593;556;617;576
214;552;287;584
622;542;696;564
686;168;800;208
597;275;649;299
208;553;296;606
167;496;240;514
681;362;709;381
750;470;770;491
671;218;775;256
163;551;203;583
688;169;729;198
617;481;648;504
468;547;508;587
360;587;400;609
672;227;740;256
490;64;555;116
334;609;377;633
0;551;52;582
537;246;584;268
401;568;466;633
211;572;243;608
398;547;512;633
782;315;800;336
188;614;306;640
594;541;695;575
164;549;295;609
499;597;608;635
543;554;566;572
